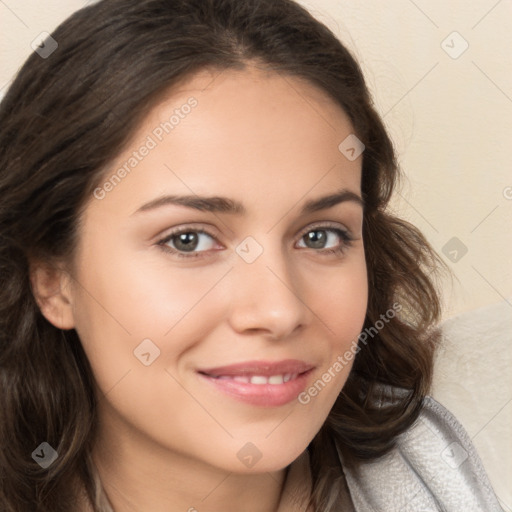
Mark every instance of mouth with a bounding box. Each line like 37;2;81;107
196;359;315;407
201;372;303;385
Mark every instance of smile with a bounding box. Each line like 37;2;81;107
197;368;313;407
210;373;299;384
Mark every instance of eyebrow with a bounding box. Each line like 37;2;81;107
133;188;364;216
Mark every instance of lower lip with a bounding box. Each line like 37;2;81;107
197;370;313;407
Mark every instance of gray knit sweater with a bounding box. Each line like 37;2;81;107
339;396;504;511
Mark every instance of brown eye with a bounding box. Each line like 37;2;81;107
302;229;328;249
298;228;349;250
172;232;200;252
160;229;218;255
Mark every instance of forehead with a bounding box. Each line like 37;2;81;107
90;65;362;217
147;64;355;149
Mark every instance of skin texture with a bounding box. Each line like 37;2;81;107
33;65;368;512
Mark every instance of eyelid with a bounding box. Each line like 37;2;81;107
157;220;352;242
295;220;354;244
156;223;220;243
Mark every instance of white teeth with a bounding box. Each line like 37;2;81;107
215;373;299;384
250;375;268;385
233;376;250;383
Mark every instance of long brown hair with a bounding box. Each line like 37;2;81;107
0;0;445;510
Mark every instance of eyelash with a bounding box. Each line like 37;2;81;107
156;223;354;260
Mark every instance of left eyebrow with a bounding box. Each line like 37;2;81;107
132;188;364;216
301;189;364;213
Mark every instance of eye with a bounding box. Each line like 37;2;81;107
296;225;353;255
157;224;354;260
158;228;220;258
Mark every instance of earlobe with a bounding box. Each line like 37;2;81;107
30;261;76;330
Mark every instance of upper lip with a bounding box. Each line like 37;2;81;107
197;359;314;377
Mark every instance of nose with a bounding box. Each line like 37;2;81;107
226;243;313;340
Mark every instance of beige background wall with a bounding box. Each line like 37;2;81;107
1;0;511;509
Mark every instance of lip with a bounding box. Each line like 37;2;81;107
197;359;314;377
196;359;315;407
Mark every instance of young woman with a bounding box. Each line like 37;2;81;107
0;0;503;510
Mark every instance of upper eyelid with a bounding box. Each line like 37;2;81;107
158;224;219;244
158;221;353;247
296;220;352;237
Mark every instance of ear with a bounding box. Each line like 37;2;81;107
30;261;76;330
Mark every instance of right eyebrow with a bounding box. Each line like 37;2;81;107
132;195;245;215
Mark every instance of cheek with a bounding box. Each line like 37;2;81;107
70;243;231;389
298;256;368;406
69;253;234;458
309;255;368;345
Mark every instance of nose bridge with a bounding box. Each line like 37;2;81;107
227;236;310;337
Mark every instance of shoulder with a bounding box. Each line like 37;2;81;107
341;395;504;512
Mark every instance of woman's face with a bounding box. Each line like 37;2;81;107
64;66;368;473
